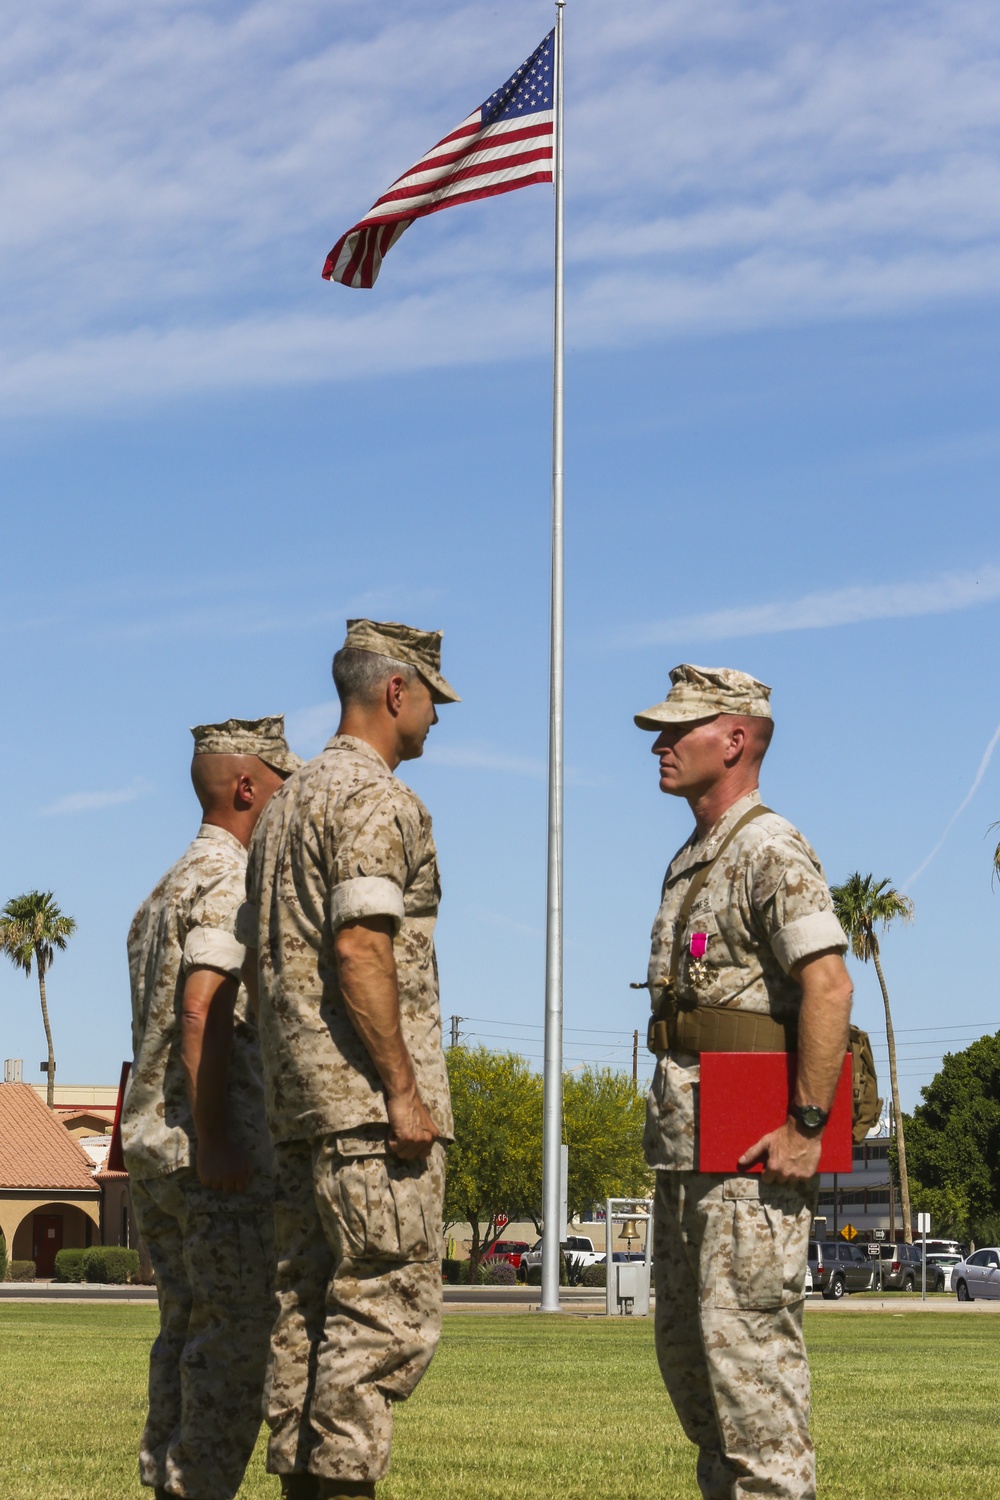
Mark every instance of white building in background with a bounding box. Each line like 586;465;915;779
815;1131;910;1242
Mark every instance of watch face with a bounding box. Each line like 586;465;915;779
797;1105;826;1129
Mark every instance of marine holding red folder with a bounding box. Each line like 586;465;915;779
633;664;854;1500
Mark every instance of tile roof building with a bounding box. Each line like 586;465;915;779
29;1083;119;1138
0;1083;101;1276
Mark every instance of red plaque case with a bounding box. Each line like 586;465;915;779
698;1052;854;1174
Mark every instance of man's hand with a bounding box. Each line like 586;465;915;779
738;1118;823;1184
196;1137;254;1194
334;915;438;1160
386;1087;439;1161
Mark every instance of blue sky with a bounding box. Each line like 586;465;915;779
2;0;999;1112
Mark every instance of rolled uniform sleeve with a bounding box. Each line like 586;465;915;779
181;864;247;980
182;925;245;979
750;834;848;975
327;782;424;936
329;876;405;932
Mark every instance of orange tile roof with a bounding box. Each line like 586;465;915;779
0;1084;99;1192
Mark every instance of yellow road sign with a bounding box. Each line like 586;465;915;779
840;1223;857;1241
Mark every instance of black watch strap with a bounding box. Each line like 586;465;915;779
791;1103;829;1131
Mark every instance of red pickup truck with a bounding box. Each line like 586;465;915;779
483;1239;531;1270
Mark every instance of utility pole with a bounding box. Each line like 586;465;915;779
632;1030;639;1087
449;1016;464;1048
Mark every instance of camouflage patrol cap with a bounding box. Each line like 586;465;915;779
344;618;461;703
634;664;772;730
190;716;303;774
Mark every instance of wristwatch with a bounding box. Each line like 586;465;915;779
790;1103;829;1132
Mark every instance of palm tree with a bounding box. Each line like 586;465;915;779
831;874;914;1242
0;891;77;1108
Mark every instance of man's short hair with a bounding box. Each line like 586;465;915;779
753;716;775;755
332;646;418;707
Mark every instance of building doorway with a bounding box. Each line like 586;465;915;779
32;1214;63;1277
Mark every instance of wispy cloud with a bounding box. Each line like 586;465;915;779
626;564;1000;647
904;723;1000;888
278;721;603;785
40;778;151;816
284;701;339;758
477;909;544;940
4;1;1000;411
423;743;546;777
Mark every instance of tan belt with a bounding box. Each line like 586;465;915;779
647;1004;797;1055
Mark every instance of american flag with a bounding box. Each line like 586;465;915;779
323;30;555;289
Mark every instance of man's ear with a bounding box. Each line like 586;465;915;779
724;722;748;766
385;673;407;717
235;773;255;809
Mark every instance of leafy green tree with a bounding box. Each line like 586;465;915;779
903;1031;1000;1245
562;1067;651;1223
443;1045;543;1274
831;873;914;1241
444;1050;652;1273
0;891;77;1108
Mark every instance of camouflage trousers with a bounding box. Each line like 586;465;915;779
131;1166;276;1500
266;1132;445;1484
653;1170;818;1500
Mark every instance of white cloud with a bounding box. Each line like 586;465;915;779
904;722;1000;888
626;564;1000;646
40;778;150;816
5;0;1000;410
277;723;602;783
284;701;339;758
423;743;547;777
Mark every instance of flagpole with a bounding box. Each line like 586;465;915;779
539;0;566;1316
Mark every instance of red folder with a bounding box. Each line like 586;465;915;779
699;1052;853;1174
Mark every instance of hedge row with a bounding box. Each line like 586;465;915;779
7;1259;35;1282
54;1247;140;1284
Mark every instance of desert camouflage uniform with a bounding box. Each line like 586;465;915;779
240;734;452;1487
645;789;847;1500
124;824;275;1500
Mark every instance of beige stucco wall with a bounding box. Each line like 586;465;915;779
2;1197;100;1264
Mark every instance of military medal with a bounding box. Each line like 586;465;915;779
688;931;710;987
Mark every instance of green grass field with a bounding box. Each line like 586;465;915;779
1;1304;997;1499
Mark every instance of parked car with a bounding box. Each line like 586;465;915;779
522;1235;604;1281
925;1253;962;1292
804;1265;814;1297
483;1240;531;1271
952;1247;1000;1301
877;1241;923;1290
922;1238;965;1259
808;1240;875;1299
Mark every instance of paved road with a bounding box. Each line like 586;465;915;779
4;1282;998;1314
805;1294;1000;1312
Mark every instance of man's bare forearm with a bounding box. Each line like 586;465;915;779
793;951;854;1112
181;967;253;1192
180;968;239;1143
334;915;438;1159
333;916;418;1097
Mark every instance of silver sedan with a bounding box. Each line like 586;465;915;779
952;1247;1000;1301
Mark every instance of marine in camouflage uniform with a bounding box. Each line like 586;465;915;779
123;716;301;1500
239;620;458;1500
635;666;852;1500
